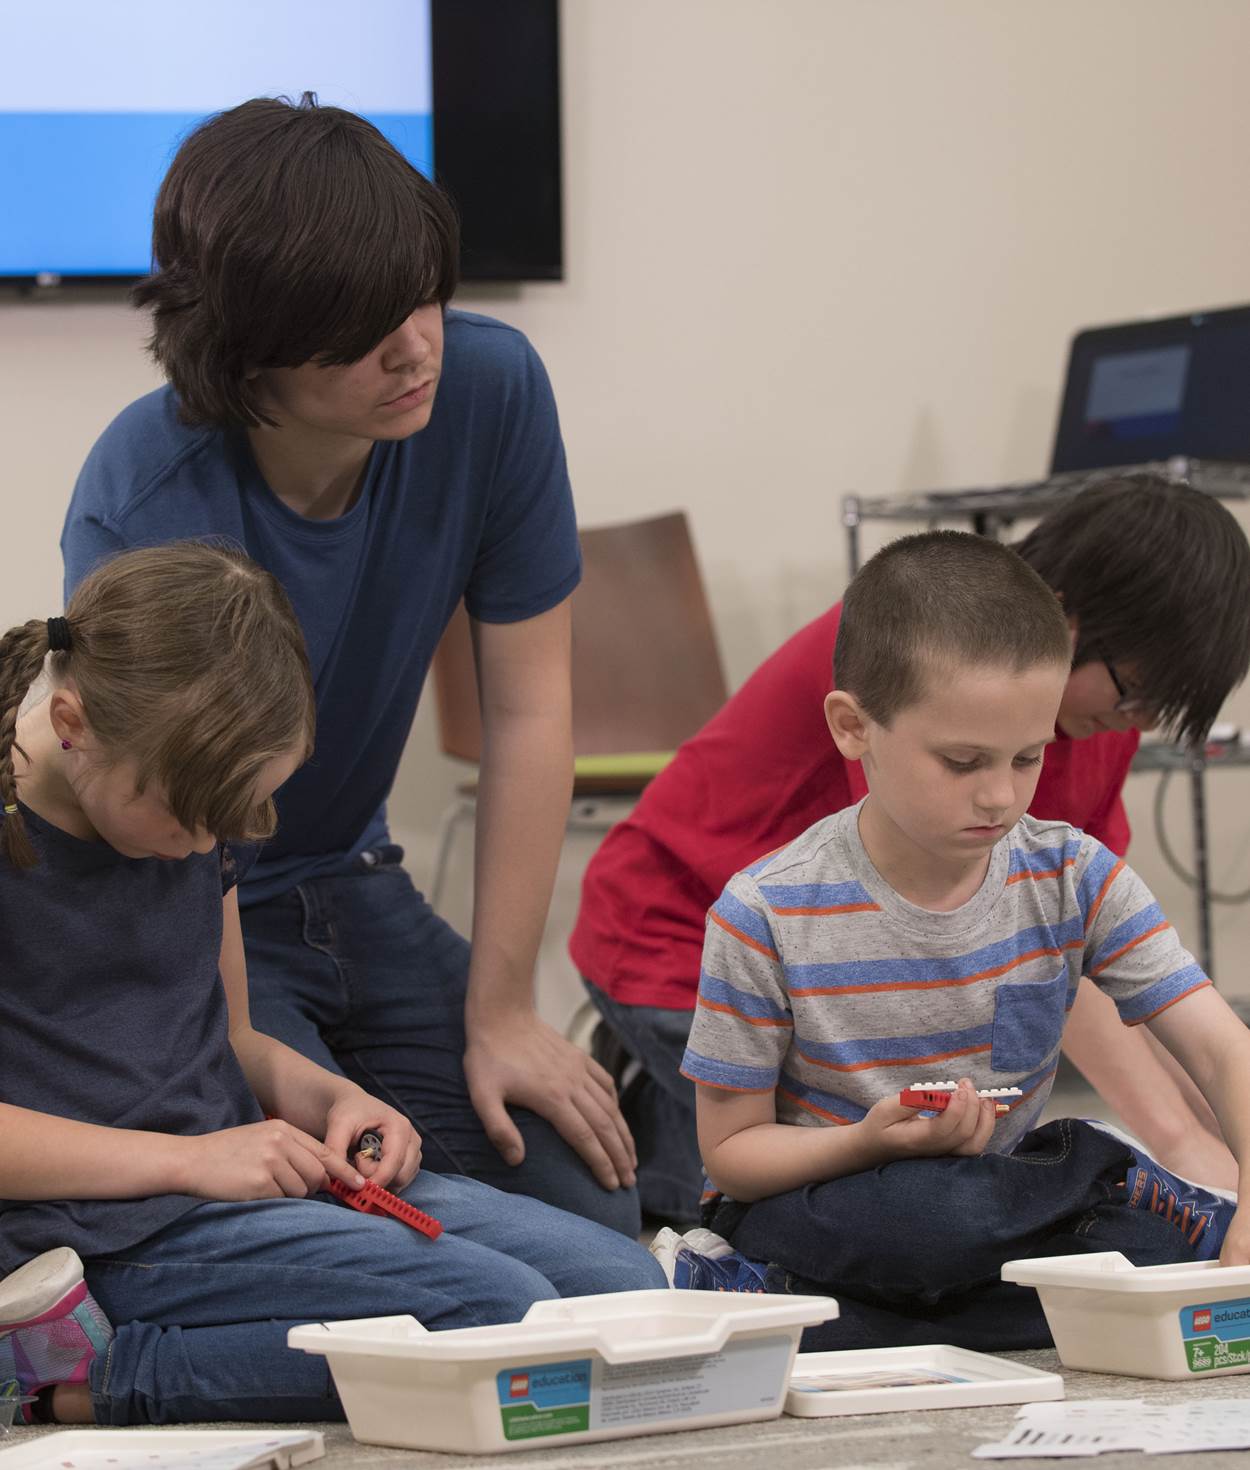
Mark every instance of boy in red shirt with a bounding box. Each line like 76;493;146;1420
570;474;1250;1222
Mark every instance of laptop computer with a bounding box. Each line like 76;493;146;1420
1050;303;1250;473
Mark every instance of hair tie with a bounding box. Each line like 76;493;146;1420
46;617;72;653
2;803;17;816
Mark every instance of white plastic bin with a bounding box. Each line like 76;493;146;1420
288;1289;837;1454
1002;1251;1250;1380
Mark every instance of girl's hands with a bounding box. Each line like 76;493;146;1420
859;1078;999;1162
322;1094;423;1192
182;1119;366;1200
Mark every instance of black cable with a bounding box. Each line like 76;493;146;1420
1153;768;1250;904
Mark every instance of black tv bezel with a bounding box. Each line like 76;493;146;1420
1049;301;1250;474
1;0;562;288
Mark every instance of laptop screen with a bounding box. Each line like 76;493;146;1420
1050;304;1250;473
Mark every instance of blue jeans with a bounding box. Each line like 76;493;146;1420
241;852;639;1236
84;1170;665;1424
710;1119;1200;1352
585;983;702;1225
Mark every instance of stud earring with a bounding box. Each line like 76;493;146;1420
61;740;72;751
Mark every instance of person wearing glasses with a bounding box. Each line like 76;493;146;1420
571;473;1250;1225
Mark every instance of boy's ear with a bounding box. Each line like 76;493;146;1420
1066;613;1079;656
825;689;871;760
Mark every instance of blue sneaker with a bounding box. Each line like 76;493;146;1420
649;1227;770;1293
1121;1152;1235;1259
1083;1119;1236;1260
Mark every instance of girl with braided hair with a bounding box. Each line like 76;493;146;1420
0;541;662;1427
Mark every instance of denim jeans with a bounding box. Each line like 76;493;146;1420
84;1170;665;1424
584;983;702;1225
240;851;639;1237
710;1119;1200;1352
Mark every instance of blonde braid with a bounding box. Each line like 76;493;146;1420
0;621;57;869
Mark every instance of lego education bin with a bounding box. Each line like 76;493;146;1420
1002;1251;1250;1380
288;1288;838;1455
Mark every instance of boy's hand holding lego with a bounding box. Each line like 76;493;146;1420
696;1077;999;1203
863;1078;999;1159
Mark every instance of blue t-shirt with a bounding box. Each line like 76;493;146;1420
62;310;581;905
0;813;262;1274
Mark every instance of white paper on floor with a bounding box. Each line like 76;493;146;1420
973;1398;1250;1457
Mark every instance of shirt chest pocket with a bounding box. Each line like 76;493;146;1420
990;966;1070;1073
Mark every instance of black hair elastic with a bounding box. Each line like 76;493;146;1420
46;617;73;652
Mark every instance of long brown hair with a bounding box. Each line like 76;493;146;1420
0;542;315;869
134;93;460;429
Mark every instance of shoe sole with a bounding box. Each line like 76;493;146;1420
0;1248;85;1328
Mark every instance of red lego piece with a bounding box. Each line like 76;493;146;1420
326;1176;443;1240
899;1087;956;1111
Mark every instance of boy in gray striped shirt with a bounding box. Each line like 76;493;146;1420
656;530;1250;1351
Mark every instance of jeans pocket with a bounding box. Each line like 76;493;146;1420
990;966;1069;1072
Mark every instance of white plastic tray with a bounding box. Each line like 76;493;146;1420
1002;1250;1250;1380
785;1345;1063;1416
289;1288;838;1454
0;1429;324;1468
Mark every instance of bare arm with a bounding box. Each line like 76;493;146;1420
0;1103;199;1200
219;886;360;1133
1062;977;1236;1189
219;889;423;1191
0;894;405;1204
1148;987;1250;1263
697;1078;998;1202
461;600;635;1189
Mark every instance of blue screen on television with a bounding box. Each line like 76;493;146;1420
0;0;433;278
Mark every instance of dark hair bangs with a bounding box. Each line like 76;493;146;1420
236;128;458;375
1073;597;1250;746
1018;475;1250;744
136;95;460;428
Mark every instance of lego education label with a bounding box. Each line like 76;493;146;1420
1180;1298;1250;1373
497;1359;592;1441
496;1334;794;1441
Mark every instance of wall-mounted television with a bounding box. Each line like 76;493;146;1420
0;0;562;286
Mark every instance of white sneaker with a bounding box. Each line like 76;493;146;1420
649;1226;736;1285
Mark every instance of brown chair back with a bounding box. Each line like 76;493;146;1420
431;511;728;762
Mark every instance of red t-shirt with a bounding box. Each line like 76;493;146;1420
568;604;1140;1010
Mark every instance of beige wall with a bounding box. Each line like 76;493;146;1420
4;0;1250;1019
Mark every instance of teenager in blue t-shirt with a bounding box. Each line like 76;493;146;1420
61;95;638;1234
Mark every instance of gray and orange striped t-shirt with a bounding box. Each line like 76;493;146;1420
681;802;1209;1153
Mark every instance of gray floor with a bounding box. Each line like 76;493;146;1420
5;1075;1241;1467
7;1356;1250;1470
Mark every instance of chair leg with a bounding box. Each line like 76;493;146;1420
565;995;602;1049
428;795;476;914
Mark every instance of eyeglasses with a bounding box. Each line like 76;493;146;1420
1103;657;1156;715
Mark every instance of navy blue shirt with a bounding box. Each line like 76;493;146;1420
62;311;581;905
0;812;261;1274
